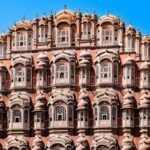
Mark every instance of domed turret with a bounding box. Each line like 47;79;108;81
126;24;136;35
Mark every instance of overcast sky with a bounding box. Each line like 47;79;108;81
0;0;149;35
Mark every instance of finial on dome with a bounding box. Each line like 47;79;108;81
22;15;26;21
107;10;110;16
54;11;57;16
78;8;81;13
14;21;16;25
86;8;88;13
50;9;52;15
43;12;46;16
64;4;67;10
93;9;96;14
2;29;5;34
35;13;38;18
129;21;132;25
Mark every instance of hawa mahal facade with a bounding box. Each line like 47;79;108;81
0;6;150;150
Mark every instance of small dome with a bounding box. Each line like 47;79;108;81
126;25;136;34
76;144;86;150
91;12;97;20
79;58;89;67
33;136;43;144
142;35;150;43
80;50;91;58
0;34;6;41
35;93;45;101
13;20;32;30
76;11;82;18
34;93;46;110
123;91;134;99
139;137;150;150
34;101;45;109
36;61;47;69
120;21;125;28
140;62;150;70
82;11;91;21
32;135;44;150
122;56;135;66
76;135;87;143
37;52;48;61
39;14;47;26
136;30;141;38
139;92;150;108
121;136;135;150
78;90;89;99
77;99;89;109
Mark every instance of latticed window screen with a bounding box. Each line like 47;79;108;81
13;109;21;122
56;61;68;79
102;29;112;45
15;65;24;83
54;106;66;121
101;62;111;80
68;106;73;121
24;109;28;123
17;32;26;47
100;106;109;120
58;30;69;43
94;107;98;121
112;106;117;120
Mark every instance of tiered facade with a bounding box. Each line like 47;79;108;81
0;6;150;150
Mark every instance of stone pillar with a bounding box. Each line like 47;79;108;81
135;31;141;61
32;18;38;50
48;12;53;48
76;11;82;47
91;15;97;46
6;34;11;59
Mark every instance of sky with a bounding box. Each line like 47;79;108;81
0;0;150;35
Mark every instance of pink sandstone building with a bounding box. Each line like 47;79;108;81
0;6;150;150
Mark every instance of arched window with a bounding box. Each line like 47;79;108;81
56;61;68;80
54;106;66;121
113;62;118;82
112;106;117;121
141;43;150;60
125;35;135;52
13;109;21;122
17;32;26;47
15;64;25;83
52;26;56;46
101;61;111;82
24;109;28;123
100;106;109;120
82;23;89;40
96;26;101;45
102;28;112;45
58;30;69;44
38;26;47;42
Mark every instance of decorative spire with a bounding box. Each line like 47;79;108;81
93;9;96;14
22;15;26;21
50;9;52;15
64;4;67;10
35;13;38;18
86;8;88;13
78;8;81;13
2;29;5;34
54;11;57;16
107;10;110;16
14;21;16;25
